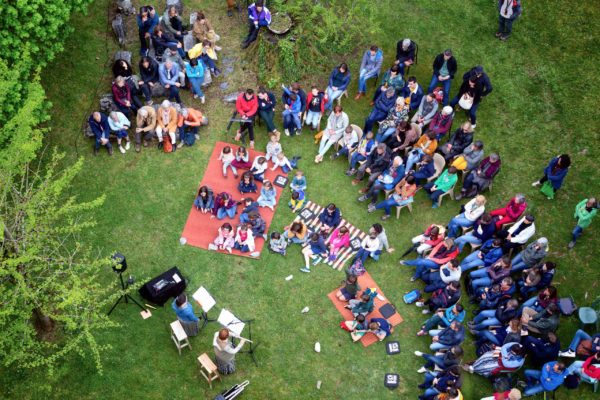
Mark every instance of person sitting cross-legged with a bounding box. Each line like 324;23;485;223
366;318;393;341
346;292;375;317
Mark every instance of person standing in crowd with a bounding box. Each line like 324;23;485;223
427;49;457;106
241;1;271;49
257;87;279;138
171;293;199;328
213;328;246;374
450;66;492;128
497;0;522;41
569;197;598;249
136;6;159;57
355;45;383;100
531;154;571;199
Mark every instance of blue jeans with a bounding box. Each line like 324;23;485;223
454;232;482;252
283;109;301;130
521;296;542;313
216;207;236;220
421;371;440;398
350;153;367;169
376;197;412;216
477;329;501;346
498;15;515;36
572;225;584;243
460;250;484;272
188;77;205;98
166;85;182;103
305;110;321;129
568;329;592;351
375;126;396;143
448;214;474;238
364;109;387;134
427;75;452;106
523;369;544;396
404;258;439;280
510;252;527;272
234;242;250;252
325;87;344;110
450;96;481;125
423;182;445;205
354;248;379;264
95;138;113;151
178;126;198;143
405;149;424;173
422;354;446;369
472;309;501;330
358;70;377;93
429;329;452;351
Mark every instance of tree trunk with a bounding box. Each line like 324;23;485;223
33;308;55;333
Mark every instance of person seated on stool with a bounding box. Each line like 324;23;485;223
213;328;246;375
172;294;199;335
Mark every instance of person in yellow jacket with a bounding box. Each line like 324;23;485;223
156;100;178;148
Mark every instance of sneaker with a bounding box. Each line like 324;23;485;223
415;301;424;307
208;244;217;251
108;146;114;156
410;276;417;282
381;214;391;221
558;349;576;358
145;100;153;106
200;96;206;104
414;350;424;357
367;205;376;213
398;260;406;265
227;9;233;17
249;251;260;258
195;134;200;140
284;129;290;136
531;181;541;187
417;367;427;374
495;32;503;38
345;168;356;176
330;153;339;160
119;145;126;154
471;124;476;129
143;140;149;147
568;241;576;250
432;203;439;209
357;195;368;202
312;257;322;266
422;309;430;314
125;142;131;150
177;142;184;149
215;46;222;51
135;143;141;152
300;267;311;273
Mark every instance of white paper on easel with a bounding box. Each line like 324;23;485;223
217;309;245;337
192;286;216;313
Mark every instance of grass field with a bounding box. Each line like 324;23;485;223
2;0;600;399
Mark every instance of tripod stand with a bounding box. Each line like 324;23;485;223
199;311;217;331
229;318;260;366
107;272;147;315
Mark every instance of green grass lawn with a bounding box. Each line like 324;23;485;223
2;0;600;399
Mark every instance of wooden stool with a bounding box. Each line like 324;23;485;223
198;353;221;388
395;202;413;219
170;320;191;355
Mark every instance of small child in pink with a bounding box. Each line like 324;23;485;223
208;223;235;253
326;226;350;265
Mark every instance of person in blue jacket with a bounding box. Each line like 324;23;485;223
523;361;568;396
418;303;466;336
367;318;393;341
401;76;425;111
281;83;307;136
359;155;404;206
325;63;351;110
531;154;571;196
453;213;497;252
429;321;465;351
300;233;328;273
172;294;199;323
88;112;113;155
318;203;342;235
136;6;159;57
185;58;205;102
459;238;503;273
355;45;383;100
364;87;397;133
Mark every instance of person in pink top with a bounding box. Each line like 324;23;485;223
489;194;527;230
326;226;351;265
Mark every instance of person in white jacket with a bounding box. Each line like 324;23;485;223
108;111;131;153
352;225;383;265
447;195;486;238
213;328;246;374
331;125;359;160
503;214;536;253
422;259;462;293
233;224;259;257
315;105;349;163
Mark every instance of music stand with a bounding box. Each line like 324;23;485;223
192;286;217;330
218;309;260;366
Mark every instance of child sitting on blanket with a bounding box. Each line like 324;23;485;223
194;185;214;213
367;318;393;341
257;180;276;210
318;203;342;236
208;223;235;253
290;170;307;192
213;192;238;220
218;146;237;178
340;314;368;342
250;156;268;182
327;226;351;264
265;134;282;162
239;197;259;223
233;224;258;256
283;221;308;244
269;231;287;255
300;233;328;273
336;268;360;301
247;211;267;239
231;146;252;169
238;171;258;194
289;190;306;212
345;293;375;317
270;152;293;173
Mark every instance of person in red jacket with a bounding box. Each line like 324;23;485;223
235;89;259;149
304;86;327;131
489;194;527;230
177;108;207;148
400;238;460;281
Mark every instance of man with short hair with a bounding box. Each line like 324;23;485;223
355;45;383;100
427;49;457;106
522;361;568;397
177;107;206;148
135;106;157;152
241;0;271;48
88;112;113;156
395;38;416;76
411;92;439;128
401;76;424;111
497;0;522;41
352;143;391;186
159;59;182;104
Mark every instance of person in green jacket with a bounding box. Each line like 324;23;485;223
569;197;598;249
423;166;459;209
